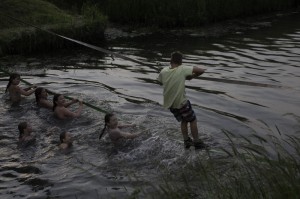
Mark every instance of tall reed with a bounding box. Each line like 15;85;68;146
147;128;300;198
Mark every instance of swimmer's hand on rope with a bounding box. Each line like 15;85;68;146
24;84;37;91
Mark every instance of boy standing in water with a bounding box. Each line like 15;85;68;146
157;51;206;149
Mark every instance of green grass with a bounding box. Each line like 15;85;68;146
146;128;300;198
0;0;107;56
0;0;73;28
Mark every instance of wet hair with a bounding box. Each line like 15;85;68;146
99;113;114;139
35;87;44;103
60;131;67;143
5;73;20;93
53;94;61;111
18;122;27;139
170;51;183;65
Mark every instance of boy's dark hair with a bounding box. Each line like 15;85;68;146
99;113;114;139
53;94;61;111
6;73;20;93
18;122;27;139
60;131;67;143
35;87;44;103
171;51;183;65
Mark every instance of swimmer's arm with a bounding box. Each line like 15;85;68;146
61;108;78;118
39;99;53;109
24;85;36;91
119;123;136;128
64;98;78;107
62;101;83;118
17;86;36;96
120;131;141;139
59;143;68;150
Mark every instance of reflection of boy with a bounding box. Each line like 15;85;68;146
157;51;206;149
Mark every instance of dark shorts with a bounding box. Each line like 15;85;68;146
170;100;196;122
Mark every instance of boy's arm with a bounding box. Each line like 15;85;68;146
24;85;37;91
186;67;205;80
17;86;36;96
60;102;83;118
120;131;141;139
64;98;78;107
39;99;53;109
119;124;136;128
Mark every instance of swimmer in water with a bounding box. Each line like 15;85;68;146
6;73;36;103
53;94;83;119
59;131;73;149
18;122;35;144
35;87;79;110
99;113;141;145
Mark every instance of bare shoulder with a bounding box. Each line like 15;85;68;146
110;128;121;134
9;85;20;92
39;99;53;109
59;143;68;150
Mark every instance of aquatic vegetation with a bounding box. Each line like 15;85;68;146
148;128;300;198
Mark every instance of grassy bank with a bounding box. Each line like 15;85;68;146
0;0;107;56
148;129;300;198
102;0;300;27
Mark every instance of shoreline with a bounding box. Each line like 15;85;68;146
1;7;299;57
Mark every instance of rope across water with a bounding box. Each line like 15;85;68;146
0;67;107;113
0;14;288;89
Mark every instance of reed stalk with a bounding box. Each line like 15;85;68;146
148;128;300;198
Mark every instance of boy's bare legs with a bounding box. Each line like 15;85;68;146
190;119;199;142
181;121;194;148
190;119;206;149
181;121;189;140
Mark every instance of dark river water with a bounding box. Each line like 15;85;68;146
0;12;300;198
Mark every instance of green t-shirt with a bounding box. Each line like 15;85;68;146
157;65;193;109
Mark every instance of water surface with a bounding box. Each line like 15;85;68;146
0;12;300;198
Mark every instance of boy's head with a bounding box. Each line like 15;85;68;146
104;113;114;125
35;87;47;103
9;73;21;82
6;73;21;93
104;113;117;128
60;131;72;144
18;122;32;138
170;51;183;65
53;94;64;111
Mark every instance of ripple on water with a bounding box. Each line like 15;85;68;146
0;12;300;198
